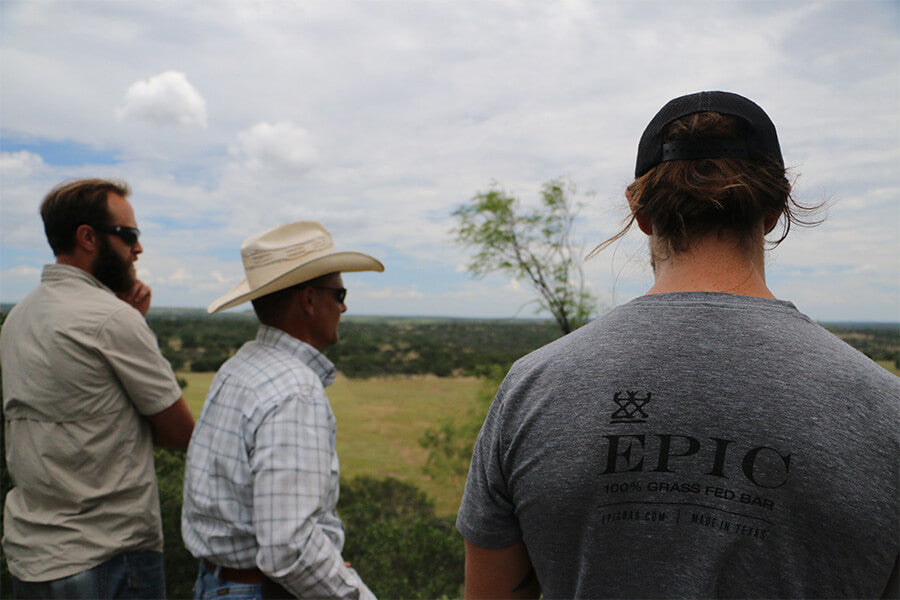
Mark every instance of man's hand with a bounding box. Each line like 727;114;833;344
117;280;152;316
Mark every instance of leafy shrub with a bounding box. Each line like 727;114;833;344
420;366;504;480
155;448;196;598
338;476;463;598
189;355;229;372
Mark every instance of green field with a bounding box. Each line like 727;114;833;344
877;360;900;377
179;371;484;515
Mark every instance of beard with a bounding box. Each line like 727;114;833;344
92;235;136;293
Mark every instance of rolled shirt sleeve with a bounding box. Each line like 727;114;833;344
96;307;181;416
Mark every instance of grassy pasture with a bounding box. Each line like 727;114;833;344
877;360;899;377
179;371;483;515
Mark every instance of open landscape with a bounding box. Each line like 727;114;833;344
2;310;897;597
181;370;483;515
175;314;899;516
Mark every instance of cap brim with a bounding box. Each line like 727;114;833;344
208;251;384;313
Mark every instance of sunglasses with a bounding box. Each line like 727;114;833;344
92;224;141;246
312;286;347;303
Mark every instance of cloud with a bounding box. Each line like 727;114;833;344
116;71;208;128
0;151;45;178
230;121;319;174
368;286;425;300
1;1;897;320
3;265;42;279
505;279;522;292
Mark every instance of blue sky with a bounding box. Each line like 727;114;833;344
1;0;897;322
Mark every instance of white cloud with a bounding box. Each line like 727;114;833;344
0;151;45;178
116;71;208;128
368;287;425;300
230;121;319;174
3;265;42;279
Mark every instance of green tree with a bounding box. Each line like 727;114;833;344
452;178;597;334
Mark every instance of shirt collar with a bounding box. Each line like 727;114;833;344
42;263;114;294
255;324;337;387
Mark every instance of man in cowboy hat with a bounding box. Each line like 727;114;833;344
181;221;382;599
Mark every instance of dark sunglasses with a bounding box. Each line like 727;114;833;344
92;224;141;246
312;286;347;303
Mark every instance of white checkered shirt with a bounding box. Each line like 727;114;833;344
182;325;375;599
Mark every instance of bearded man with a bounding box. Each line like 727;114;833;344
0;179;195;599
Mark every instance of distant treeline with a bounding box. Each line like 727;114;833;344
822;322;899;367
2;307;897;377
146;311;563;377
146;312;898;376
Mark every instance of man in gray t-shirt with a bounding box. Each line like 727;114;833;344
457;92;899;598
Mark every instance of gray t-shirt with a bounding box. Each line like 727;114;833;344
457;292;899;598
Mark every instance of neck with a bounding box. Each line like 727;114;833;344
263;319;325;351
55;253;94;274
646;234;775;299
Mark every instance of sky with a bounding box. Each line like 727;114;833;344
1;0;898;322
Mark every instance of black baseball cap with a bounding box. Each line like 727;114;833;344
634;91;783;178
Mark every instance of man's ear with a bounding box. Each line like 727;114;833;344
295;285;316;317
635;213;653;236
627;185;653;236
763;210;780;234
74;224;98;253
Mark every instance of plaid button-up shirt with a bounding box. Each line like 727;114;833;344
182;325;374;598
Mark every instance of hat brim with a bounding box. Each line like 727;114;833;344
208;251;384;313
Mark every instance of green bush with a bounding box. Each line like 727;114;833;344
155;448;196;598
338;476;463;599
420;366;504;481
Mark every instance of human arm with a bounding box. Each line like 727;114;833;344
249;386;374;599
465;540;540;599
146;396;194;448
100;307;190;432
457;375;539;599
116;279;152;316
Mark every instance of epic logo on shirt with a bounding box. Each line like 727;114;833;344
598;433;791;489
603;391;791;489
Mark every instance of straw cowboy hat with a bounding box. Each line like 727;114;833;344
208;221;384;313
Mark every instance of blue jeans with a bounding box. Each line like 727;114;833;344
193;561;262;600
11;550;166;599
